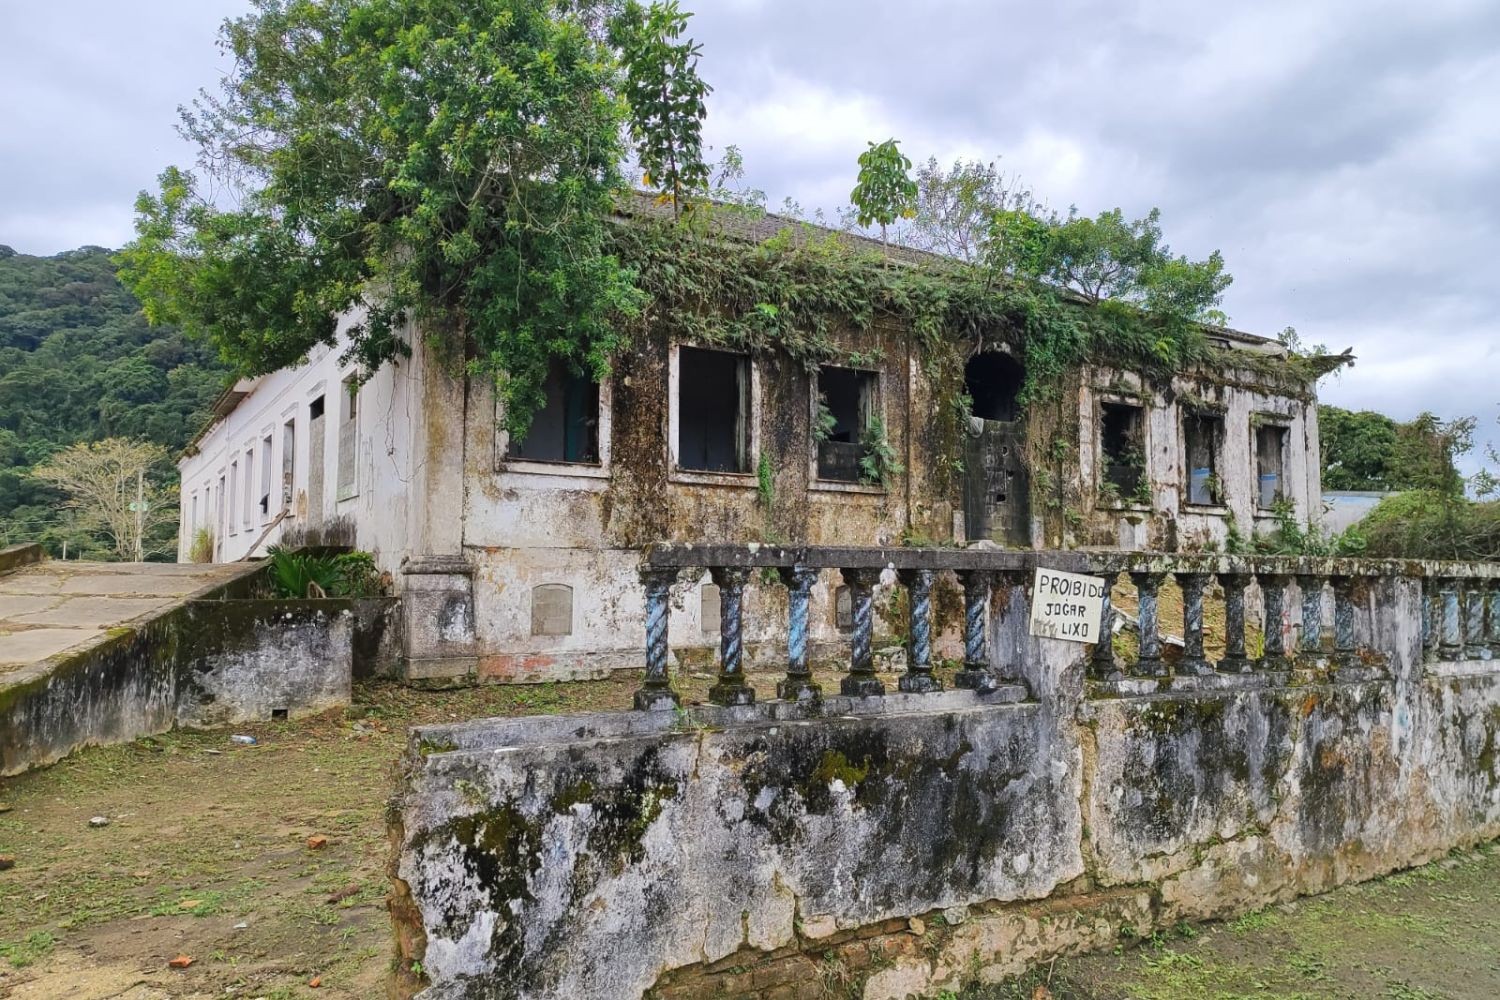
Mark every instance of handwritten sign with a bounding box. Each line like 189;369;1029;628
1028;567;1108;643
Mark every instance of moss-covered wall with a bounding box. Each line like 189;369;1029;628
390;577;1500;1000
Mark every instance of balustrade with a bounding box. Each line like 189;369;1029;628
632;545;1500;709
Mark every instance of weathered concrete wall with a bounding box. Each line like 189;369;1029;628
0;543;44;576
391;589;1500;999
0;591;397;775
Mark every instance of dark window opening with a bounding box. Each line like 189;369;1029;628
259;434;274;516
309;395;325;421
815;366;878;482
1256;424;1289;509
964;352;1024;422
678;347;750;473
1100;402;1146;503
1184;411;1224;505
508;362;601;465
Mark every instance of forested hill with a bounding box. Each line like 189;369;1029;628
0;244;228;555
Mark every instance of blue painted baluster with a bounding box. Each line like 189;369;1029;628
1217;573;1254;673
840;568;885;697
1176;571;1214;676
776;565;822;701
635;567;681;710
954;569;996;692
1090;571;1122;680
1130;571;1167;677
1439;578;1462;661
707;566;755;706
897;568;941;693
1297;574;1324;660
1261;573;1293;671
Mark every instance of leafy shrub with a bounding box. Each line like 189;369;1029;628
265;546;385;599
1359;491;1500;561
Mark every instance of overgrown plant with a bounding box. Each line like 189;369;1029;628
811;393;837;444
858;413;903;488
850;138;917;246
189;528;215;563
265;546;386;599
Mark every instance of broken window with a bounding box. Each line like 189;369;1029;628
336;376;359;501
1099;401;1147;505
259;434;274;517
507;362;601;465
964;351;1024;422
677;347;750;473
309;395;325;421
530;584;574;637
814;366;878;482
1256;423;1289;509
1183;410;1224;506
281;419;296;511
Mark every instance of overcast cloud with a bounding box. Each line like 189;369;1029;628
2;0;1497;465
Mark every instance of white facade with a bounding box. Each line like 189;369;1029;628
177;312;419;566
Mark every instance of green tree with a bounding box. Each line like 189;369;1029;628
1319;405;1467;494
119;0;707;440
614;0;711;218
987;206;1232;324
903;156;1034;262
850;139;917;246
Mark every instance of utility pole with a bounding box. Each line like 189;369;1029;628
135;470;145;562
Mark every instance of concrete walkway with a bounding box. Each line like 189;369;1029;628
0;560;252;672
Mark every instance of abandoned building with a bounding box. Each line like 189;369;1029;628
177;207;1327;684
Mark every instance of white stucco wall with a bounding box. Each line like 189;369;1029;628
176;313;417;574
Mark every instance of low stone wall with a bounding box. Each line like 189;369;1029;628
0;543;44;576
1;590;398;775
390;562;1500;1000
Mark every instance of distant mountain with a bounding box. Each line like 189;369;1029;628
0;244;229;557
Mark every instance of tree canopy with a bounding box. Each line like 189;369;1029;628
120;0;710;440
986;205;1232;325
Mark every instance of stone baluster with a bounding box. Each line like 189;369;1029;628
1297;574;1324;660
1217;572;1254;673
1438;578;1462;661
954;570;996;692
897;568;942;693
1129;571;1167;677
840;568;885;697
1176;571;1215;676
994;570;1031;686
776;566;822;701
1421;580;1438;664
1089;571;1122;680
1260;573;1293;670
635;567;681;710
707;566;755;706
1488;581;1500;659
1465;581;1488;661
1331;576;1358;669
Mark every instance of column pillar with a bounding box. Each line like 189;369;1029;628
897;568;942;693
1130;572;1167;677
635;568;681;710
707;566;755;706
777;566;822;702
840;568;885;697
954;570;995;692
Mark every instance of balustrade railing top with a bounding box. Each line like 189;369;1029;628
634;545;1500;711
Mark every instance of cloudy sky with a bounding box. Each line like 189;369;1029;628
2;0;1497;463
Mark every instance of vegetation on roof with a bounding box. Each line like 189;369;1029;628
116;0;1347;447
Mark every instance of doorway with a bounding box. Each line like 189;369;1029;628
962;351;1030;546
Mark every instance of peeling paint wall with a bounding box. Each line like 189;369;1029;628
391;592;1500;1000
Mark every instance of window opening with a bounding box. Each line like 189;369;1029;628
678;347;750;473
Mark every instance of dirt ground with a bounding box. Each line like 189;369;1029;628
3;670;1498;1000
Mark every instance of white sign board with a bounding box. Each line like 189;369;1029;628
1028;567;1108;643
